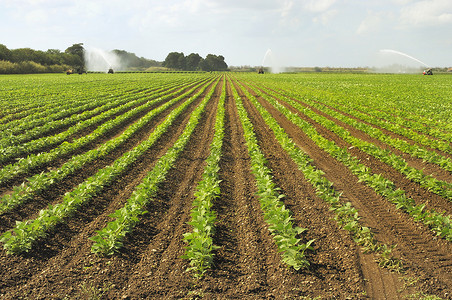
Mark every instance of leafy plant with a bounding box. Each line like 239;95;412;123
90;77;221;256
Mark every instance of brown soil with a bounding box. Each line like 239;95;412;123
0;74;450;299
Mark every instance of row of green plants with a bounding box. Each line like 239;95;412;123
0;78;216;254
0;79;132;127
89;77;221;256
0;81;181;148
0;83;135;136
283;88;452;169
0;78;204;164
0;79;208;185
244;81;452;242
253;83;452;201
0;89;151;162
0;73;205;124
282;82;452;147
0;79;210;214
232;78;402;271
293;74;452;131
1;96;94;134
229;77;314;270
327;94;452;149
182;77;226;278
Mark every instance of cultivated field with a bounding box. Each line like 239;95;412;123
0;72;451;299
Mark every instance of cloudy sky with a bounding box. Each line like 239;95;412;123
1;0;451;67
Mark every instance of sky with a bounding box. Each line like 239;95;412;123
1;0;451;68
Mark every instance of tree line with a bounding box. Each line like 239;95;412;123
163;52;228;71
0;43;85;74
0;43;228;74
0;43;160;74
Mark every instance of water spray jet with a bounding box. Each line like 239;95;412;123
380;49;430;68
84;46;123;73
374;49;431;74
261;49;284;73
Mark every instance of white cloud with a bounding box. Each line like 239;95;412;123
399;0;452;27
24;8;48;23
280;0;294;17
313;9;338;26
357;12;388;35
303;0;336;12
392;0;414;4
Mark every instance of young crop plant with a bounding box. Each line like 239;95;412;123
0;77;205;173
0;90;148;163
287;82;452;149
0;88;147;149
251;81;452;201
228;76;314;271
0;78;191;150
232;78;403;272
280;85;452;156
295;92;452;172
0;78;217;255
0;80;207;214
245;81;452;242
90;77;221;256
182;77;226;278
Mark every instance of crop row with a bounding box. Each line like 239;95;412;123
327;95;452;148
0;77;137;126
0;78;216;254
284;83;452;146
0;80;185;148
241;80;452;241
283;88;452;168
303;75;452;130
0;79;210;186
0;78;206;164
89;77;221;256
232;77;402;270
0;85;137;137
0;79;211;214
249;81;452;201
0;74;203;126
229;77;314;270
182;77;226;277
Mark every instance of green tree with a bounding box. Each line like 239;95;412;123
46;49;64;65
200;54;228;71
186;53;202;71
163;52;185;70
10;48;36;63
177;54;186;70
0;44;11;61
65;43;85;68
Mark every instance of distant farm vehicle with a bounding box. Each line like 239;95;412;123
108;68;114;74
66;68;86;75
258;67;264;74
423;68;433;75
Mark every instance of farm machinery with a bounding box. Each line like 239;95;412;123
66;67;86;75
